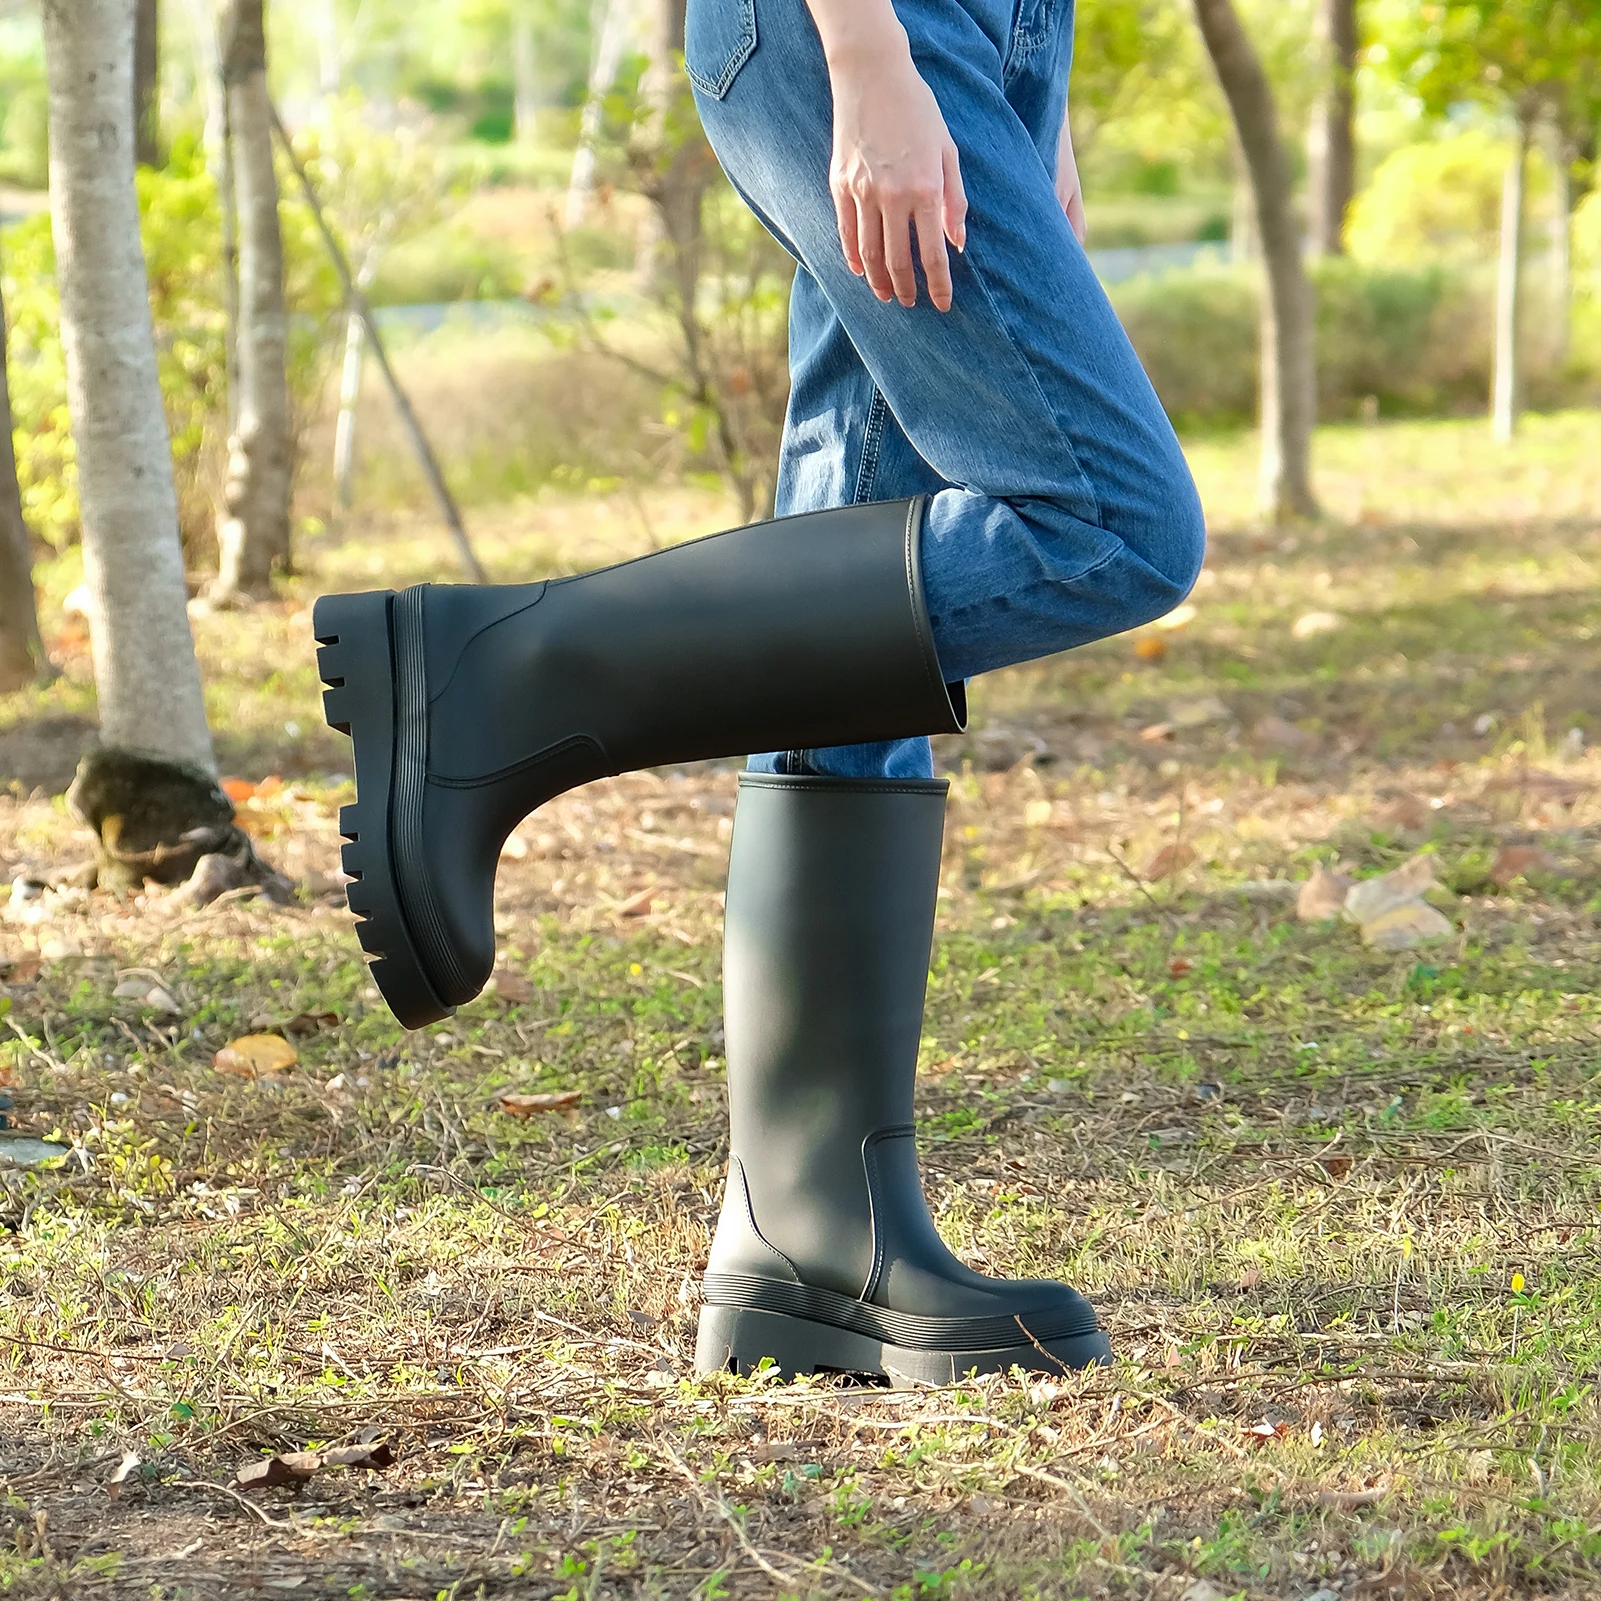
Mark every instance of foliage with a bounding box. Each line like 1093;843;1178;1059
1375;0;1601;129
1345;127;1555;264
1110;255;1589;424
2;135;340;559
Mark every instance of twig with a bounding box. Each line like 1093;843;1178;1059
265;98;486;585
164;1476;296;1529
1006;1461;1114;1541
657;1438;805;1589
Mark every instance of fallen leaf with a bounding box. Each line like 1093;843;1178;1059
489;970;534;1005
1253;714;1316;752
1180;1582;1228;1601
1133;635;1167;662
234;1439;394;1491
748;1439;824;1464
496;1089;582;1117
1361;901;1454;950
1140;842;1196;882
1320;1154;1353;1178
614;886;656;918
1315;1484;1389;1509
1291;610;1343;641
1246;1418;1291;1443
106;1450;141;1501
1489;844;1560;885
1023;799;1053;828
281;1011;338;1038
313;1441;395;1470
219;777;256;804
213;1035;299;1080
235;1454;317;1490
0;955;41;984
1168;957;1194;975
1237;1266;1263;1290
1138;722;1176;743
1298;864;1354;921
1343;853;1439;926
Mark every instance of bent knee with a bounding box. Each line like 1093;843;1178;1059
1121;476;1207;627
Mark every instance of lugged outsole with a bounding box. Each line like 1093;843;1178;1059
312;591;454;1031
694;1302;1112;1383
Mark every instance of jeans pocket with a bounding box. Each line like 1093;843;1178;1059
1008;0;1059;70
685;0;758;100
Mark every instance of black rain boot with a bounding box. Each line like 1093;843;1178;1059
312;499;964;1028
695;774;1111;1382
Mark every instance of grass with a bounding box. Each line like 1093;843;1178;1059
2;413;1601;1596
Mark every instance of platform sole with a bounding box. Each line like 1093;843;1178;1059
313;592;454;1030
694;1302;1112;1383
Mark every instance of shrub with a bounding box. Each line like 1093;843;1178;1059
3;136;340;560
1345;129;1554;267
1110;257;1592;427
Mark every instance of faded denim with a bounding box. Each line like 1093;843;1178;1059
687;0;1207;780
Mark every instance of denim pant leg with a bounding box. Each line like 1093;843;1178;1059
690;0;1207;781
748;268;954;781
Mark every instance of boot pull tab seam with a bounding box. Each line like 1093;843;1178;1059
718;1155;802;1283
859;1125;917;1303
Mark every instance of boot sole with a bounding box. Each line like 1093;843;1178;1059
313;592;454;1030
695;1302;1112;1383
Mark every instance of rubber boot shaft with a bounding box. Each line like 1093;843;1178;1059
697;774;1110;1380
312;497;964;1025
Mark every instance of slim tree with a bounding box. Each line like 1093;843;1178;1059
1391;0;1601;441
212;0;292;599
42;0;214;772
1307;0;1357;256
1190;0;1318;522
0;266;49;694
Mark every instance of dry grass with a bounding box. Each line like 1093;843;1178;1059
1;414;1601;1597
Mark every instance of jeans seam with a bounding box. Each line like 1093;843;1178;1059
853;388;890;504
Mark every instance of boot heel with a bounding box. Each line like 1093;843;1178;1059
312;592;453;1030
695;1303;888;1379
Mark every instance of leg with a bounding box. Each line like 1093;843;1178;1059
690;0;1206;688
749;267;952;780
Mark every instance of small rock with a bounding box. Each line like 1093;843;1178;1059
1291;610;1343;641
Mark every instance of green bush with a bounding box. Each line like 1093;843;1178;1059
1110;257;1595;427
368;221;527;305
2;136;340;557
0;80;48;189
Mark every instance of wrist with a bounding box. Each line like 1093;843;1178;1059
816;10;911;75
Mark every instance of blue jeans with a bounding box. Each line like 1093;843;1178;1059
687;0;1207;780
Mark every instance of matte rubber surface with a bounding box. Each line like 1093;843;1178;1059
695;1302;1112;1382
312;592;454;1029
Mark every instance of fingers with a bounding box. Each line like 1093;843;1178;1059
882;188;929;307
942;142;968;255
854;193;896;303
915;198;952;312
833;183;865;279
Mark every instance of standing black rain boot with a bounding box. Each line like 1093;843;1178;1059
312;499;963;1027
696;774;1111;1382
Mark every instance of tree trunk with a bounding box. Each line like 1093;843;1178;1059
566;0;632;228
0;267;49;694
1306;0;1356;256
1191;0;1318;523
42;0;214;772
1492;110;1532;445
134;0;160;166
213;0;292;600
1550;128;1573;369
512;2;539;146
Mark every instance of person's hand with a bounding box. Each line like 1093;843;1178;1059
1056;107;1086;246
825;44;967;311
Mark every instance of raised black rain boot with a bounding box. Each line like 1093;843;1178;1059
695;774;1111;1382
312;499;963;1028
